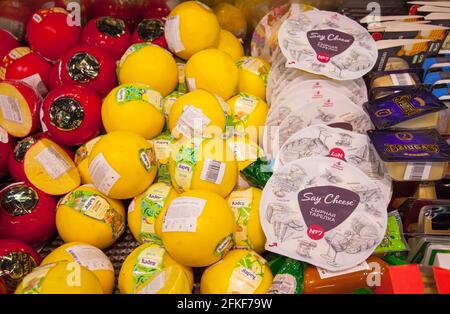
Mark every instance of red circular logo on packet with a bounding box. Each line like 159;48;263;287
329;148;345;160
307;225;325;240
316;52;330;63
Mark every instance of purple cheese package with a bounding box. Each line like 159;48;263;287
364;87;448;129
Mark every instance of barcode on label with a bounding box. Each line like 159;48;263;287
200;159;225;184
404;162;432;181
165;15;185;53
34;146;72;179
0;95;22;123
390;73;414;86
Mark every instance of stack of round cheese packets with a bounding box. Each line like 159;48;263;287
259;10;389;271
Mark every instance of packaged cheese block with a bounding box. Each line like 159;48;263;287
185;48;239;100
41;242;115;294
165;1;220;60
56;184;125;250
119;241;193;294
41;84;102;147
303;256;388;294
168;136;238;197
260;157;388;271
236;56;271;101
227;93;268;141
365;87;449;133
118;43;178;97
15;261;103;294
88;131;157;199
168;89;228;139
278;10;378;80
226;136;264;189
368;129;450;181
200;249;273;294
274;125;392;197
213;3;247;39
370;71;421;100
227;188;266;253
128;182;179;243
102;84;164;140
0;182;57;246
0;80;41;138
216;29;244;61
23;137;80;196
74;136;103;184
159;190;234;267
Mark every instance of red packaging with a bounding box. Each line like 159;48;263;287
0;28;19;62
132;18;167;49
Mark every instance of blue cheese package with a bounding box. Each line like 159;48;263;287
364;87;448;132
367;129;450;181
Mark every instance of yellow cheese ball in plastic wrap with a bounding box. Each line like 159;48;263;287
167;89;228;139
102;84;165;140
15;261;103;294
128;182;179;243
213;2;247;39
74;136;103;184
200;249;273;294
168;136;238;197
227;187;266;254
227;93;268;141
158;190;235;267
56;184;126;250
165;1;220;60
217;29;244;61
185;48;239;100
118;241;193;294
41;242;115;294
118;43;178;97
88;131;157;199
236;56;270;101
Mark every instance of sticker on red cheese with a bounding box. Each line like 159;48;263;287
162;196;206;232
278;10;378;80
274;125;391;197
260;157;387;271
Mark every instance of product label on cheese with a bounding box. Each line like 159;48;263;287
162;196;206;232
214;235;234;257
200;158;225;185
88;153;121;195
236;58;269;85
227;252;265;294
133;244;165;294
21;263;55;294
137;270;166;294
0;126;9;143
165;15;185;53
59;188;124;240
34;146;72;179
278;11;377;80
66;244;113;271
390;73;414;86
186;77;196;91
261;157;387;271
368;129;450;162
173;137;202;192
228;188;253;249
404;162;432;181
74;136;102;165
317;261;370;279
0;95;22;123
174;105;211;138
116;85;163;112
139;183;172;242
364;87;447;129
22;73;48;96
268;274;297;294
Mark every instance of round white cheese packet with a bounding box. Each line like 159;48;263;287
278;10;378;80
260;156;388;271
274;124;392;196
